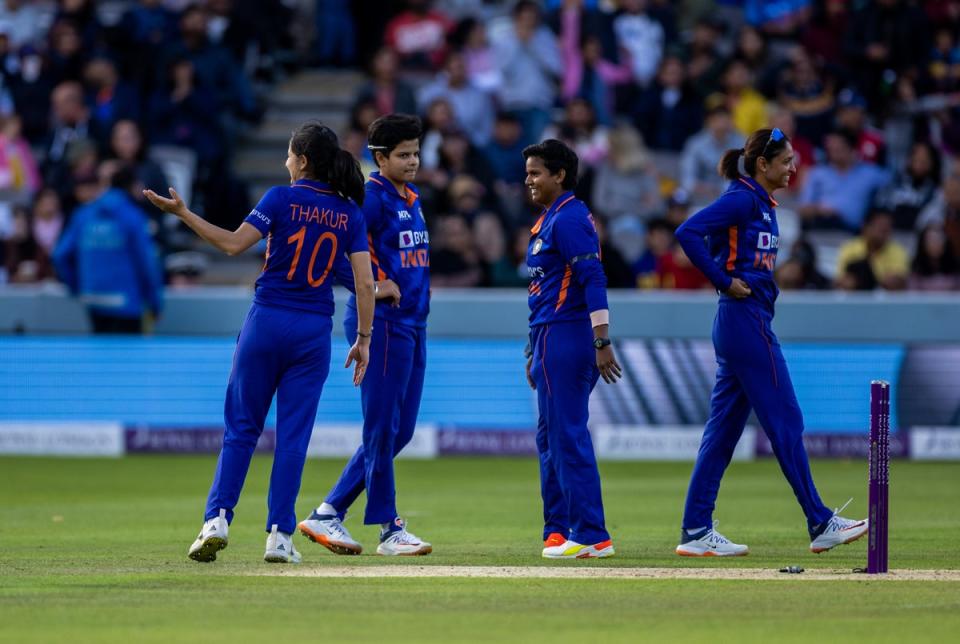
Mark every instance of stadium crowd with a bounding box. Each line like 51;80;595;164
3;0;960;295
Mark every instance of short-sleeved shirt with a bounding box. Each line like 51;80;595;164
244;178;367;316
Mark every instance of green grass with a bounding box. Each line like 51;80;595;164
1;456;958;642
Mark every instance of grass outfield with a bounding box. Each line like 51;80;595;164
1;456;958;642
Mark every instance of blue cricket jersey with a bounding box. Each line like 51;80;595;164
345;172;430;329
526;192;608;327
675;176;781;312
244;178;367;316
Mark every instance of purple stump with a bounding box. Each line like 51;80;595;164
868;380;890;574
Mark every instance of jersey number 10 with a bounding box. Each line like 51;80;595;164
286;226;337;287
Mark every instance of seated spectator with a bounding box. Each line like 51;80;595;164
108;119;170;251
419;97;456;173
720;57;768;137
30;187;64;262
55;0;101;52
560;5;630;126
2;205;45;282
83;58;140;138
798;129;890;232
683;17;725;99
733;24;780;97
353;47;417;117
917;168;960;258
679;100;744;204
490;226;532;288
384;0;452;72
927;25;960;93
632;217;673;289
632;54;702;151
484;112;527;187
875;141;941;231
775;237;830;290
0;0;44;50
417;50;494;146
834;88;885;165
835;209;908;291
613;0;664;88
430;214;483;287
776;46;835;146
492;0;562;145
590;124;662;221
46;18;87;85
543;98;609;171
657;242;709;290
799;0;849;68
909;224;960;290
449;17;501;93
0;114;40;204
592;213;633;288
43;81;104;192
662;188;691;229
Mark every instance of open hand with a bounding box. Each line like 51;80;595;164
143;187;187;217
344;340;369;386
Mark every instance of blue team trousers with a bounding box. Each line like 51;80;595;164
682;301;832;532
326;315;426;525
204;303;332;534
530;319;610;545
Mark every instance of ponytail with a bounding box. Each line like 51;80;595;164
718;148;744;180
329;148;365;206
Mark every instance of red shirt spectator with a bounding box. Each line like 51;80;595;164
657;246;710;290
384;1;452;71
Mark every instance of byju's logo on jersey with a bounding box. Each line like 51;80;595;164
397;210;412;221
532;238;543;255
399;230;429;248
757;232;779;250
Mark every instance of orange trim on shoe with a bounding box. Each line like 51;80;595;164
544;533;567;547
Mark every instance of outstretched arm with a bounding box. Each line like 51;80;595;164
144;187;262;256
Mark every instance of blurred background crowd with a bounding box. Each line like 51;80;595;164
3;0;960;297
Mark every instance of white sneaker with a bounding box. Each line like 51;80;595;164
376;518;432;556
675;520;749;557
810;499;869;553
298;511;363;555
188;509;228;562
542;538;614;559
264;524;302;563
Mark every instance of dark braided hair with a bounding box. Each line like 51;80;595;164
289;121;364;205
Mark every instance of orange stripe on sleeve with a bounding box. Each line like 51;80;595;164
368;233;387;280
726;226;738;271
555;265;572;312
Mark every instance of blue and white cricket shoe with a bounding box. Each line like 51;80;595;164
298;511;363;555
376;518;432;556
810;500;868;553
264;524;302;563
675;520;749;557
188;509;228;562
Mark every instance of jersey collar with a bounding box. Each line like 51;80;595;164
292;178;334;194
530;191;577;234
737;176;778;207
369;171;417;207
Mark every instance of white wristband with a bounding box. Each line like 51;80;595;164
590;309;610;328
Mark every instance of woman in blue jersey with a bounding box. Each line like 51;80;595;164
298;114;433;556
522;139;622;559
144;122;375;564
673;128;869;557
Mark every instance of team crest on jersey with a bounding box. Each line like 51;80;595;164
532;238;543;255
758;232;779;250
397;210;412;221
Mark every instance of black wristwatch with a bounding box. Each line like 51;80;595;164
593;337;611;350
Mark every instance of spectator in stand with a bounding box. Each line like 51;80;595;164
844;0;930;112
679;100;743;204
909;224;960;290
483;111;528;225
313;0;356;68
418;50;494;146
2;205;41;282
613;0;664;88
657;241;709;290
592;212;633;288
734;25;780;97
834;88;885;165
926;26;960;93
799;0;849;69
684;17;725;99
83;57;140;139
590;124;662;222
918;169;960;257
354;47;417;117
875;140;941;231
491;0;562;145
559;3;631;127
632;217;672;289
46;18;87;85
633;54;702;151
776;46;835;147
42;81;102;196
798;129;890;232
108;119;170;251
775;237;830;290
720;58;768;137
662;188;691;229
0;113;40;203
743;0;812;41
53;164;163;333
30;188;64;271
543;98;609;171
435;129;497;206
449;17;501;93
55;0;101;52
835;209;908;291
430;214;483;287
0;0;44;50
384;0;452;72
11;45;56;143
116;0;178;96
490;226;531;287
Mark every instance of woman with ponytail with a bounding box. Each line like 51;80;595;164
672;128;869;557
144;121;376;565
299;113;434;556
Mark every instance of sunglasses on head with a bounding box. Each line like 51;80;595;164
762;128;785;157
